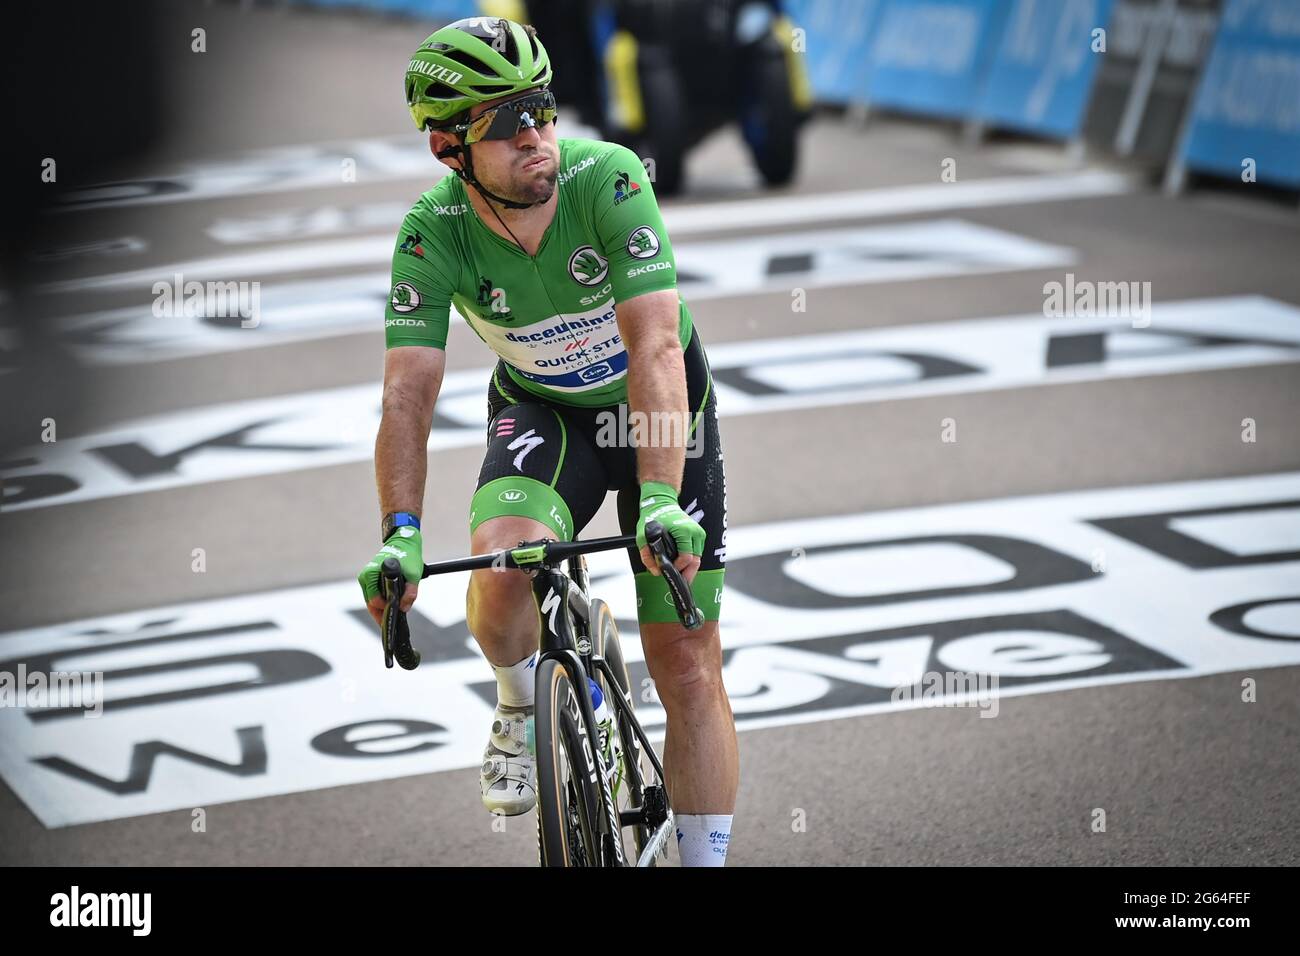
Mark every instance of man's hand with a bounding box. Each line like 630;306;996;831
636;480;704;583
357;527;424;627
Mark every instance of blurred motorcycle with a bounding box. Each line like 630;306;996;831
500;0;813;196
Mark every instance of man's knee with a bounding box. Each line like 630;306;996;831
466;516;551;628
641;621;724;704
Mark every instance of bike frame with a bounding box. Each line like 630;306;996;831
379;521;696;867
532;556;674;867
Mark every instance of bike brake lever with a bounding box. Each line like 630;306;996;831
380;558;421;670
644;520;705;631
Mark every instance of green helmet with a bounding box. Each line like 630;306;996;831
405;17;552;132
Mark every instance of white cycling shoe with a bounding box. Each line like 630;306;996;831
480;703;536;816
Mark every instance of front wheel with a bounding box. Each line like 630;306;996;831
535;656;603;867
590;599;657;865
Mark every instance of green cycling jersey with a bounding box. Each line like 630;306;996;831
384;137;694;406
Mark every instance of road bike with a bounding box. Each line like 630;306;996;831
378;520;703;867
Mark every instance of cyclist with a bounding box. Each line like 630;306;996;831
357;17;736;866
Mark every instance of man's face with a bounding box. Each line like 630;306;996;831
441;90;559;205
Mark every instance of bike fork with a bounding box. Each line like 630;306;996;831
535;571;626;866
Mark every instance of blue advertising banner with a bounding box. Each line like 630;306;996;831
289;0;477;19
861;0;1010;118
784;0;887;104
975;0;1116;140
1180;0;1300;188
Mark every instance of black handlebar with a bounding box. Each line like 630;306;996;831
376;522;704;671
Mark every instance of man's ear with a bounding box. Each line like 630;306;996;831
429;130;463;171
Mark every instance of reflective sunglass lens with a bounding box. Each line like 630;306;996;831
465;93;558;143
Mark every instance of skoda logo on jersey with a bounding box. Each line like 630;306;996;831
579;362;613;382
498;489;527;503
568;245;609;286
626;226;660;259
391;282;421;313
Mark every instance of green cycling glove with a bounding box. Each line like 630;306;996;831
357;526;424;603
635;480;705;570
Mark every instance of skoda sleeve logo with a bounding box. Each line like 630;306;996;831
391;282;422;313
568;245;609;286
626;226;660;259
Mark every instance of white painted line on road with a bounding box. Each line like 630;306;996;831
197;169;1135;247
40;169;1127;294
664;169;1133;233
45;125;596;212
7;296;1299;511
50;219;1072;363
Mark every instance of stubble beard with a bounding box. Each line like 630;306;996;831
485;150;557;207
513;159;557;206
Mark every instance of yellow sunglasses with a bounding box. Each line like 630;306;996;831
456;90;558;144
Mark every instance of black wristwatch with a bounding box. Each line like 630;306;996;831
381;511;421;542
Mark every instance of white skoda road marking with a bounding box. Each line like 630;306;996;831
2;472;1296;827
666;170;1132;233
6;296;1299;511
47;218;1075;365
43;217;1068;301
45;127;599;212
40;217;1076;366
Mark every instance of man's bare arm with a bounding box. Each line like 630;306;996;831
362;345;445;624
615;289;702;579
376;345;446;522
615;289;687;489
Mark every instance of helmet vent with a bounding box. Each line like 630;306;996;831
423;81;461;100
494;21;520;64
440;47;495;75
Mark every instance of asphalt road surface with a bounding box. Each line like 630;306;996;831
2;3;1298;866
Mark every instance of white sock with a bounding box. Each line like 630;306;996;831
675;813;733;867
491;651;538;708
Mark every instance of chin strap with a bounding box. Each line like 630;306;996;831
434;140;544;254
435;142;540;211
